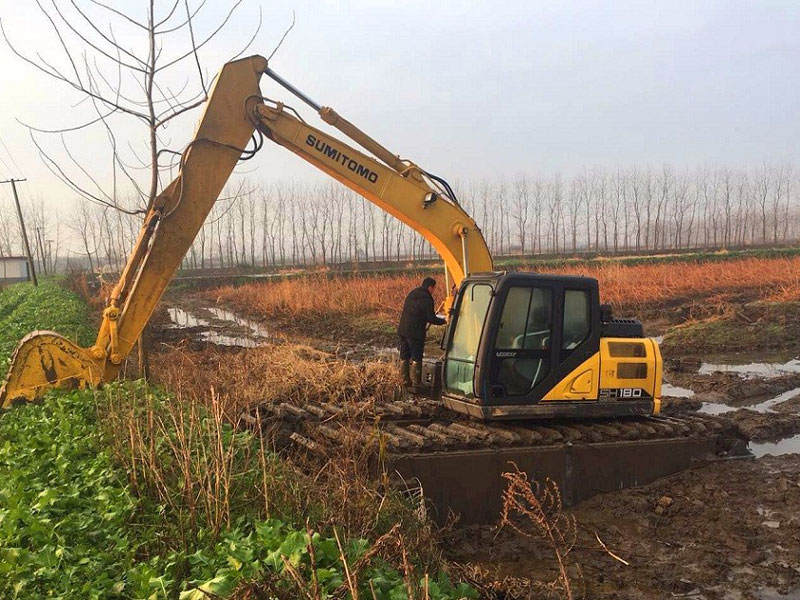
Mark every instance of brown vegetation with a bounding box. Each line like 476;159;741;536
202;256;800;341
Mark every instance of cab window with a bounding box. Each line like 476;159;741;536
497;286;552;350
494;286;552;395
445;283;493;396
562;289;590;352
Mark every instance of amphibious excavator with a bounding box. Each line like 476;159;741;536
0;54;661;421
0;56;741;520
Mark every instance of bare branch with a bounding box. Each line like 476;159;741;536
88;0;148;30
155;0;207;35
1;22;150;122
69;0;149;69
154;0;245;73
267;10;296;62
29;130;144;215
229;4;262;62
155;0;182;28
184;0;207;96
35;0;84;86
17;109;118;134
154;97;206;130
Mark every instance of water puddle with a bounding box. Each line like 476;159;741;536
204;307;270;338
750;434;800;458
698;402;737;415
167;307;210;328
699;387;800;417
662;382;695;398
199;331;264;348
699;358;800;379
747;387;800;414
166;305;269;348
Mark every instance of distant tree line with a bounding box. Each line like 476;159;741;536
2;163;798;274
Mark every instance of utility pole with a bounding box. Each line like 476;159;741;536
0;178;38;286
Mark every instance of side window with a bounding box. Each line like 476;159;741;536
445;283;493;397
496;287;552;350
494;286;552;396
562;290;590;351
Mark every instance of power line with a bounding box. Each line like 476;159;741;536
0;135;21;174
0;135;16;180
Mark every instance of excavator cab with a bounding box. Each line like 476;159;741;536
424;272;662;420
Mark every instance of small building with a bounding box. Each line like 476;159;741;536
0;256;30;283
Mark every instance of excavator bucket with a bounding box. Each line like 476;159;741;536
0;331;104;409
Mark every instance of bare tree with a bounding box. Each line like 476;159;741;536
3;0;261;220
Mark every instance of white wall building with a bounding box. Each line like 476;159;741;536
0;257;30;283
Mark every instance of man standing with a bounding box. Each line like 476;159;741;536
397;277;447;389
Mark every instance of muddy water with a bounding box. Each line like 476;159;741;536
698;401;737;415
698;357;800;378
166;306;269;348
662;381;695;397
699;387;800;417
167;307;209;328
750;434;800;458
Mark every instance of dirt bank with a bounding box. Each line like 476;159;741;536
660;300;800;357
449;455;800;599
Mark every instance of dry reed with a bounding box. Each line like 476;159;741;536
204;257;800;333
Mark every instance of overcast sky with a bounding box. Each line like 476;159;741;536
0;0;798;215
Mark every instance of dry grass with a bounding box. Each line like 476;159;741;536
497;466;582;600
104;344;439;564
151;343;400;419
202;257;800;335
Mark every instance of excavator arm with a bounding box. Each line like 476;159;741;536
252;67;492;297
0;54;491;407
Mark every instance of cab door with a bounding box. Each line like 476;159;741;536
486;283;557;401
482;279;599;405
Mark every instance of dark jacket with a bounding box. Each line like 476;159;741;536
398;287;446;341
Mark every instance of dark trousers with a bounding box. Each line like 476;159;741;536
398;336;424;362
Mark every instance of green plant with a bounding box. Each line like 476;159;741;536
0;281;94;367
0;387;477;599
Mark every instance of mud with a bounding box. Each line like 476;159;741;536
658;300;800;357
772;392;800;414
449;455;800;600
666;370;800;408
152;295;407;362
723;409;800;443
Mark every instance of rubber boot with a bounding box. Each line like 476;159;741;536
410;361;423;394
400;359;412;388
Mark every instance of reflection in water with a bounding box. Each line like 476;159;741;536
748;387;800;414
698;387;800;416
166;306;269;348
205;307;270;338
699;358;800;378
167;307;209;328
662;382;695;398
750;434;800;458
698;402;737;415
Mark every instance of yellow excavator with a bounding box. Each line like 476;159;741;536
0;54;662;421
